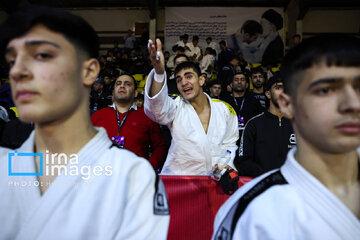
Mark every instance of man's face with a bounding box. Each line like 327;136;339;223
232;74;248;92
251;72;265;89
174;56;187;68
266;82;283;108
104;76;112;85
210;84;222;97
206;39;211;44
5;24;85;123
135;98;144;108
282;64;360;154
113;75;137;103
193;40;198;47
93;82;103;92
176;68;204;102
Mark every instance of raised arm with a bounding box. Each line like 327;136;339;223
148;39;166;97
144;39;178;126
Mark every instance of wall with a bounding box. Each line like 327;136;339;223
303;9;360;36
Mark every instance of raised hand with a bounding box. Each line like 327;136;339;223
148;39;165;75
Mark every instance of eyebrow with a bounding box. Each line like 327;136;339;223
5;40;61;54
176;71;195;81
307;77;343;90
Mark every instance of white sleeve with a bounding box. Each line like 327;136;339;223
221;109;239;171
115;160;170;240
144;69;178;126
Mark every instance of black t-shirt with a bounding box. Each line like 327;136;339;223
220;92;264;133
249;92;267;109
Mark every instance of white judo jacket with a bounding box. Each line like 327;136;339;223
0;128;169;240
212;147;360;240
144;69;239;175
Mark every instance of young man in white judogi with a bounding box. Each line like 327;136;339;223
0;5;169;240
145;39;238;175
213;35;360;239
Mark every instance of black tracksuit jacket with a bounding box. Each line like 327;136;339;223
234;111;296;177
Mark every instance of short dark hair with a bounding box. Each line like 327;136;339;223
233;71;250;84
177;46;185;53
251;67;264;77
206;37;212;41
192;35;199;41
112;73;138;92
280;35;360;99
0;5;99;59
174;54;189;64
219;40;226;46
241;20;263;36
175;61;201;78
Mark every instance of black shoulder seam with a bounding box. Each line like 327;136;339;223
214;171;287;240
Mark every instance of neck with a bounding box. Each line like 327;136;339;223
232;90;245;98
295;137;359;188
190;92;209;114
268;103;282;118
115;101;133;113
252;87;263;94
34;101;96;156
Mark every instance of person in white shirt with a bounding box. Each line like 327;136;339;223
175;34;188;48
213;35;360;240
0;5;169;240
145;39;239;175
199;47;216;78
185;35;202;63
205;37;218;54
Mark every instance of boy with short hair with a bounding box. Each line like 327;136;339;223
213;35;360;239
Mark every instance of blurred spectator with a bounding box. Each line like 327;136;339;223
199;47;215;79
175;34;188;47
185;35;201;62
135;93;144;108
249;67;267;108
205;37;218;53
291;34;301;48
90;77;110;114
208;80;222;99
217;40;234;73
218;56;240;93
124;29;136;53
166;46;185;72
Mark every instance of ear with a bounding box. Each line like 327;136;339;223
82;58;100;87
278;92;294;119
199;74;205;87
265;90;271;100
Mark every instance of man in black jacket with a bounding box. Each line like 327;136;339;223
234;74;296;177
220;71;263;137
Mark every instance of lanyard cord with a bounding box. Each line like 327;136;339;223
115;107;131;136
233;97;245;113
